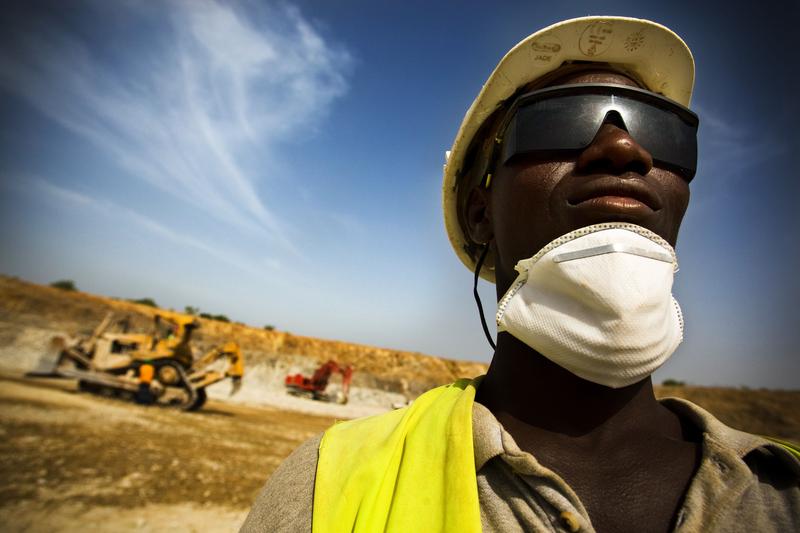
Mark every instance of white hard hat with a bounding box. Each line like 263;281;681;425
442;16;695;282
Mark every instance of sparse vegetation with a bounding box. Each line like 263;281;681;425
50;280;77;291
662;378;686;387
200;312;230;323
263;325;275;331
184;306;199;315
130;297;158;308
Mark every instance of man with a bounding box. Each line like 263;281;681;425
243;16;799;532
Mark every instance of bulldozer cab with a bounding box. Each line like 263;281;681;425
146;313;199;367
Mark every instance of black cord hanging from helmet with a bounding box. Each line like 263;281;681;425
473;243;496;351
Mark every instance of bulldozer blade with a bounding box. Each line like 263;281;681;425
25;369;63;377
25;337;67;377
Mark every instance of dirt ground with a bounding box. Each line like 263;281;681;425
3;372;800;532
0;372;336;532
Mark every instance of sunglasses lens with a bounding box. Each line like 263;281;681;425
501;87;698;180
502;95;602;163
618;100;697;180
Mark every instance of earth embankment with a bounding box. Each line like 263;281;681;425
0;275;487;416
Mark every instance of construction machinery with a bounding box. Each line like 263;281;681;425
29;311;244;411
285;360;353;404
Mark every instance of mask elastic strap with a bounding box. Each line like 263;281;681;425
474;243;496;351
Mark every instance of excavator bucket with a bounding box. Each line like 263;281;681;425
26;336;68;377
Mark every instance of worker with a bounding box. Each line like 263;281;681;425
242;16;799;532
135;361;156;405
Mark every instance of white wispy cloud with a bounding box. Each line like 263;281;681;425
24;176;266;277
0;0;352;255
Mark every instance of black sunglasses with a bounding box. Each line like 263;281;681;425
497;83;700;181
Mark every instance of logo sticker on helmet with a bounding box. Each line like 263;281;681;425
580;21;614;56
530;38;562;53
530;35;562;63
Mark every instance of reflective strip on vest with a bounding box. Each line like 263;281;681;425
313;378;482;533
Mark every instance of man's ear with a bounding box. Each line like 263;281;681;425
465;185;493;245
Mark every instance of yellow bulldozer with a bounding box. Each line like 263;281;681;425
29;310;244;411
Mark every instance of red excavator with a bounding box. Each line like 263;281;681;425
285;360;353;404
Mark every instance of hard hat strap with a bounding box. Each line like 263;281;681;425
473;243;496;351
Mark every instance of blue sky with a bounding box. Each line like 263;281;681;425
1;0;797;388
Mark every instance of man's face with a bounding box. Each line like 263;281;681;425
467;69;691;295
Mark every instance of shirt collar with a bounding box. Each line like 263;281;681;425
660;397;800;475
472;396;800;477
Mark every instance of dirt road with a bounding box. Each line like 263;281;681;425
0;372;335;532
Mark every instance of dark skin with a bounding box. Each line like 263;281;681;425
467;70;700;533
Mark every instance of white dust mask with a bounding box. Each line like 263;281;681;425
496;223;684;388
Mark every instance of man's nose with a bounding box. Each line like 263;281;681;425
575;122;654;176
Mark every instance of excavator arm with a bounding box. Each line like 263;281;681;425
285;360;353;404
187;341;244;394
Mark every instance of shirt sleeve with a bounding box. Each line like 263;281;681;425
240;433;323;533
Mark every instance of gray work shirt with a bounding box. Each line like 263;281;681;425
241;398;800;532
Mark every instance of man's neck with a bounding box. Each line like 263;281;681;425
476;335;701;533
474;333;684;444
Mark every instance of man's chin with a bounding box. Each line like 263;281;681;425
562;207;675;243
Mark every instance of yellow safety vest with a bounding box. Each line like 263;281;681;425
763;436;800;459
313;378;482;533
